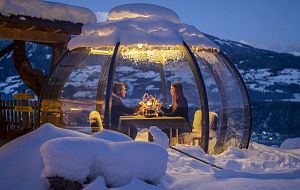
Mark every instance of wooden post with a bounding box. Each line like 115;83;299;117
5;100;10;130
13;40;46;97
13;99;17;130
22;90;30;132
29;101;34;129
51;46;64;71
0;94;5;138
9;100;14;130
33;101;39;129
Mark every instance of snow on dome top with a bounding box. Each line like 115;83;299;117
108;3;180;23
0;0;97;24
68;3;219;56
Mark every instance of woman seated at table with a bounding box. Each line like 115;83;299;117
158;81;191;133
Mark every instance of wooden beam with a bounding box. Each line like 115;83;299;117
0;27;71;44
51;47;64;70
35;41;66;49
0;14;82;35
13;40;46;97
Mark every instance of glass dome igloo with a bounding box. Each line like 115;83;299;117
40;3;252;154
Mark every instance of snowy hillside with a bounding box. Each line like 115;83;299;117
208;34;300;103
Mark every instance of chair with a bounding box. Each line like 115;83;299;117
89;111;104;132
179;110;218;145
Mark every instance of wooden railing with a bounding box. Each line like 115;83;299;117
0;93;39;139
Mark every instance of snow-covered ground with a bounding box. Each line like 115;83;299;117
0;124;299;190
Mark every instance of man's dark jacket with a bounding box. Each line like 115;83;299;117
111;93;140;129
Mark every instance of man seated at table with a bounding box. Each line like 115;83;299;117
111;82;143;136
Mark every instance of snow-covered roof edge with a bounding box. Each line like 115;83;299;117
0;0;97;24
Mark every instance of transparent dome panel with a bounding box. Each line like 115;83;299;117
114;58;163;107
41;48;111;131
112;45;198;135
196;58;221;153
193;50;247;151
163;58;200;125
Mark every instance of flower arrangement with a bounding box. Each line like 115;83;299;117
139;93;162;117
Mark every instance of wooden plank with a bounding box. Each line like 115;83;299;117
5;100;10;128
0;99;5;123
23;99;29;129
13;93;34;100
0;27;71;44
1;100;6;131
2;100;7;125
7;100;15;139
17;100;22;129
0;14;82;35
3;100;8;131
29;101;34;129
21;100;25;129
9;100;14;128
0;97;6;138
14;100;18;128
33;101;39;128
14;106;33;112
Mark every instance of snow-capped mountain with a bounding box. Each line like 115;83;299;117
208;34;300;102
0;36;299;144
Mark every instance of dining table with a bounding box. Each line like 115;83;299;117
118;115;188;144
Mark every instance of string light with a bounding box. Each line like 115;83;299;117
89;44;185;64
89;47;114;55
120;44;184;64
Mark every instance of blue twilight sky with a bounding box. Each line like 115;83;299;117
49;0;300;54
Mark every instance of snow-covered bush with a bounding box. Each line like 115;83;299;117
40;134;168;187
280;137;300;149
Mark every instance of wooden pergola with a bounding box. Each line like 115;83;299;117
0;13;83;97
